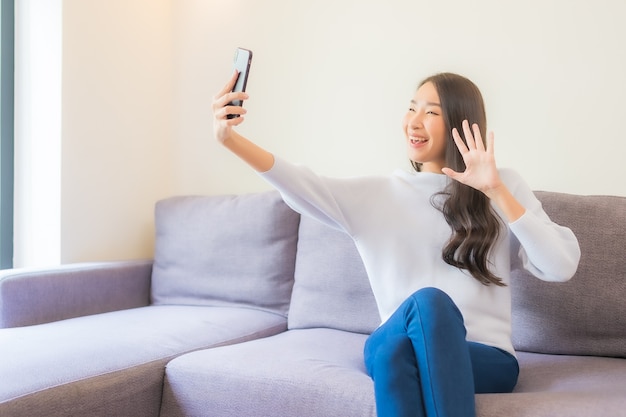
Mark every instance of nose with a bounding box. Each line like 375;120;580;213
407;110;423;128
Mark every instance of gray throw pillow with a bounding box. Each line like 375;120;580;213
288;215;380;334
511;192;626;358
151;191;300;316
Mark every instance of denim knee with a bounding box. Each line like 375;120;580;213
402;287;466;334
408;287;453;306
408;287;461;316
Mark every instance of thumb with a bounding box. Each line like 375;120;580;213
441;167;460;180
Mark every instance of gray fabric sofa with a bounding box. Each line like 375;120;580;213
1;190;625;417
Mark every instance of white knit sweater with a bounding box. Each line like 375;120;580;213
260;156;581;355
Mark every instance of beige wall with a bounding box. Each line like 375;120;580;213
59;0;175;263
15;0;626;266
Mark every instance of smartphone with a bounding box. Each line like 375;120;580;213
227;47;253;119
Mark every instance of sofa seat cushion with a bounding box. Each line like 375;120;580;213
477;352;626;416
151;191;300;316
0;305;286;417
160;329;626;417
160;328;377;417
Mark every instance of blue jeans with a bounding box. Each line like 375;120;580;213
364;287;519;417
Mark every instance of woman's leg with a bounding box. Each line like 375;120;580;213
364;287;475;417
364;330;425;416
365;287;518;417
468;342;519;394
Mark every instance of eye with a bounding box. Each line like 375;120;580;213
408;107;416;112
426;110;439;116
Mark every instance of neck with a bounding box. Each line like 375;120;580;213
419;162;445;174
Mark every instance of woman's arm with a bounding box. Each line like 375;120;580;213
212;71;274;172
504;172;581;282
442;120;580;281
211;73;355;233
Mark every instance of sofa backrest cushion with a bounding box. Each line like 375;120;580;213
151;192;300;316
511;191;626;358
288;215;381;334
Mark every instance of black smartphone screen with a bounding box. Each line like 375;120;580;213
227;48;253;119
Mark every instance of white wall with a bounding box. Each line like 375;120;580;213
173;0;626;197
16;0;626;266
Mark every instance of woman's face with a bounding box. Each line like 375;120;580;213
402;82;447;173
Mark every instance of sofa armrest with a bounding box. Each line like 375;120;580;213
0;260;153;328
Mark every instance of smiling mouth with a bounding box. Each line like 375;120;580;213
410;138;428;145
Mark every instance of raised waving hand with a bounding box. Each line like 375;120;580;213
441;119;503;195
442;120;526;222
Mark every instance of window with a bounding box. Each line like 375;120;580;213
0;0;14;269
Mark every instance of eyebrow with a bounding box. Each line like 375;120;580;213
410;99;442;107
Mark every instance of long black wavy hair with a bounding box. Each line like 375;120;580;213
411;72;505;286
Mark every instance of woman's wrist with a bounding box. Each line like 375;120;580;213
485;185;526;222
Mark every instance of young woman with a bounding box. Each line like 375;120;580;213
212;71;580;417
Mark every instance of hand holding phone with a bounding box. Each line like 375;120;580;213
227;47;253;119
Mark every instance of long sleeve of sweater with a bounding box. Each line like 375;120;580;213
259;156;581;354
499;169;581;282
261;157;580;284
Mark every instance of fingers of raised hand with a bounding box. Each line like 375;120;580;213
214;70;239;99
460;119;476;150
460;120;484;151
471;122;485;151
451;127;469;154
454;120;488;154
217;106;247;123
212;91;248;110
486;131;495;154
212;92;249;122
212;71;249;119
